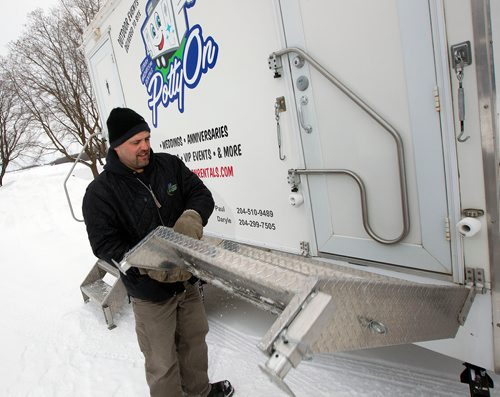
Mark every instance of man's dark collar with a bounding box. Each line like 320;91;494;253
104;148;155;176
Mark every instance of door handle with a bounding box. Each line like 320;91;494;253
298;96;313;133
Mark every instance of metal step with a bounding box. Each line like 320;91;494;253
81;279;113;303
80;260;127;329
117;226;472;395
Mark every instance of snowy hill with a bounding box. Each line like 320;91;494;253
1;163;498;396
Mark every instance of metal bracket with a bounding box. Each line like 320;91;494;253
460;362;494;396
268;53;283;78
458;268;487;325
473;268;486;293
462;208;485;218
451;41;472;70
287;169;301;192
276;96;286;113
466;267;486;293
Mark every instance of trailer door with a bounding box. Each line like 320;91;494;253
280;0;454;273
88;38;126;136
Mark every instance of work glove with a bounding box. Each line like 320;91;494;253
173;209;203;239
139;267;192;283
140;210;203;283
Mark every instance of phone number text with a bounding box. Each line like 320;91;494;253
236;207;274;217
238;219;276;230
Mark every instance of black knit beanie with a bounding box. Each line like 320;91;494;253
106;107;150;148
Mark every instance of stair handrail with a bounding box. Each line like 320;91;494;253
63;132;101;223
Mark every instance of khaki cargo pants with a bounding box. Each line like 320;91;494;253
132;283;210;397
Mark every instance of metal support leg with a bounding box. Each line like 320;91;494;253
102;305;116;330
260;291;335;396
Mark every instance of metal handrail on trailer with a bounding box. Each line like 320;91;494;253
269;47;410;244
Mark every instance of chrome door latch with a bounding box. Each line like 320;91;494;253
450;41;472;142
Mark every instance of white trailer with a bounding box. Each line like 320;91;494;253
81;0;500;393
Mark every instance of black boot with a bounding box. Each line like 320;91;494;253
208;380;234;397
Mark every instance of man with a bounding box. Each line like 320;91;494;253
82;107;234;397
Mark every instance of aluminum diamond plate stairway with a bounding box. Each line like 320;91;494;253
81;259;127;329
117;226;472;396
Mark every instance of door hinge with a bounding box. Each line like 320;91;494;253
445;217;451;241
465;267;487;294
433;86;441;112
300;241;310;257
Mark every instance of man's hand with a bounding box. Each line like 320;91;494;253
139;210;202;283
174;210;203;239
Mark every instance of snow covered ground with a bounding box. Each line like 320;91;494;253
1;163;499;397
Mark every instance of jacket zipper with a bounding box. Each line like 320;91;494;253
136;178;165;226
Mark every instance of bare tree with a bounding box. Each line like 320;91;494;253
0;62;42;186
6;0;105;178
62;0;103;27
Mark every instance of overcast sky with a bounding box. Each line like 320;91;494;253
0;0;58;56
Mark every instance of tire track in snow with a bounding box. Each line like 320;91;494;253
205;318;493;397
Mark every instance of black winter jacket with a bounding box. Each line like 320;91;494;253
82;149;214;301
